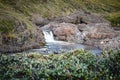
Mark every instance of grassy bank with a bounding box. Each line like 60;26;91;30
0;50;120;79
0;0;120;33
105;12;120;27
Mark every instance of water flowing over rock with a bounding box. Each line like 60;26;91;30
1;11;119;53
42;22;84;43
43;30;55;42
40;11;120;51
53;23;84;43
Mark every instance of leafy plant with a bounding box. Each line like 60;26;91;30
0;50;120;80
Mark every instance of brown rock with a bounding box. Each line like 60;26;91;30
85;23;118;39
0;24;45;53
99;36;120;50
52;23;83;43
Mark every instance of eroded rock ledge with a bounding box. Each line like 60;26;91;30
0;24;45;53
35;11;120;51
1;11;119;53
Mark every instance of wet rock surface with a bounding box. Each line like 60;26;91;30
53;23;83;43
99;34;120;50
40;11;120;51
1;11;119;53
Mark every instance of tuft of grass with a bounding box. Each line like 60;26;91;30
105;12;120;27
0;0;120;34
0;19;16;33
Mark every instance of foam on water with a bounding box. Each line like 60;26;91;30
43;30;55;42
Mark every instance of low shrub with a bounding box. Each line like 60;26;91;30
0;50;120;80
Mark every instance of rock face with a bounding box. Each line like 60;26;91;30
86;23;117;39
25;11;120;51
81;23;120;50
41;22;83;43
32;11;109;26
99;35;120;50
28;10;120;51
50;12;109;24
40;11;120;51
53;23;83;43
1;11;119;53
0;23;45;53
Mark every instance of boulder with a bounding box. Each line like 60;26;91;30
86;23;118;39
53;23;83;43
99;35;120;50
82;23;119;49
41;22;83;43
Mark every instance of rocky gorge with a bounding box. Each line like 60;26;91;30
36;11;120;51
0;11;120;53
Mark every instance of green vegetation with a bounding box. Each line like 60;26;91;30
0;50;120;79
0;0;120;33
0;1;120;79
0;19;15;33
105;12;120;27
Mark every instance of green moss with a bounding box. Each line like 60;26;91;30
105;12;120;27
0;19;15;33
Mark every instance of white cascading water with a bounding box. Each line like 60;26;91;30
34;30;101;54
43;30;55;42
43;30;75;44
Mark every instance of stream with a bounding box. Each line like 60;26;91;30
31;30;102;55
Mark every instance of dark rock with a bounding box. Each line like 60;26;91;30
77;24;88;32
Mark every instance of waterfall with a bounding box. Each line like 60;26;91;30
37;30;101;55
43;30;55;42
